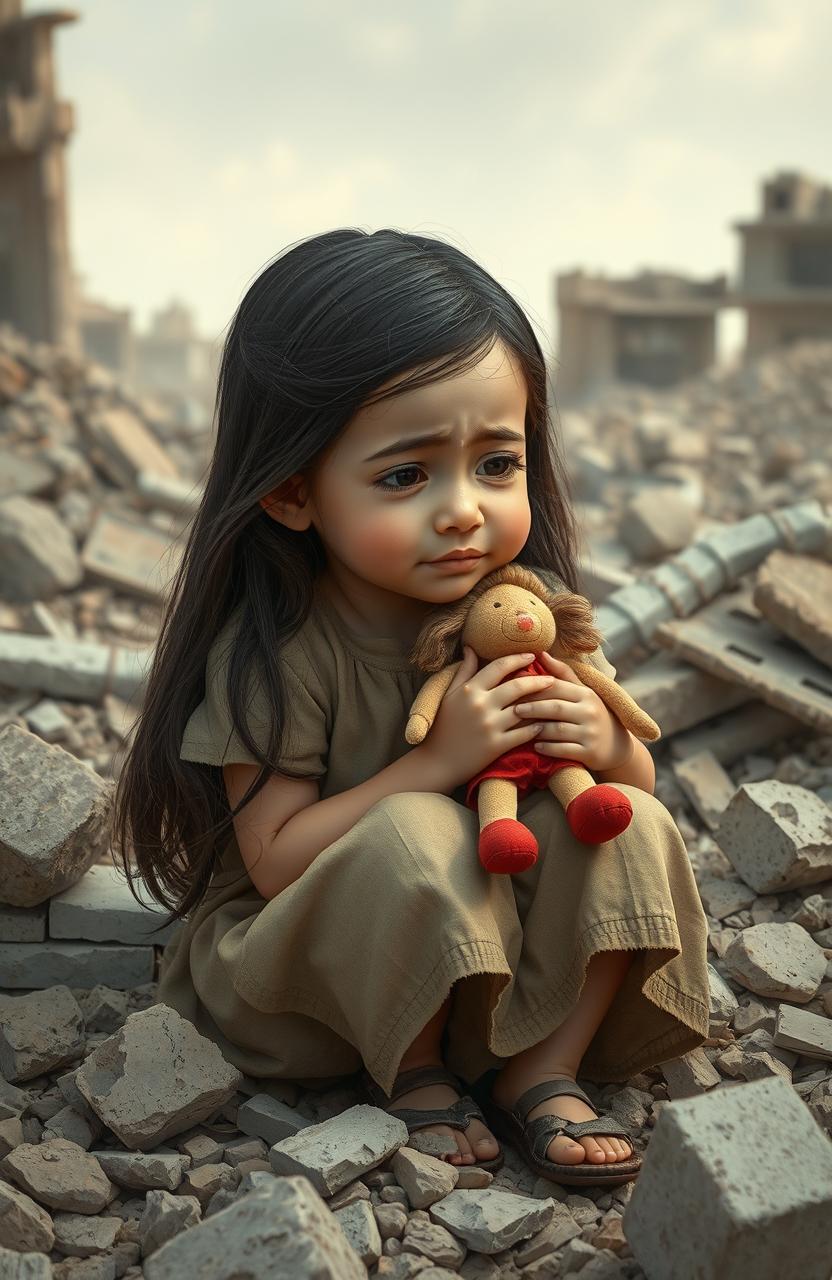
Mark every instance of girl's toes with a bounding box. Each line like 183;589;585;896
548;1136;585;1165
583;1137;608;1162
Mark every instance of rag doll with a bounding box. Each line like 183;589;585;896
405;562;660;874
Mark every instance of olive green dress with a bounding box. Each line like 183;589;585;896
157;570;711;1097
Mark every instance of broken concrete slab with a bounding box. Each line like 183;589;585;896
0;630;153;704
0;1178;55;1253
0;724;113;908
428;1186;557;1254
0;495;83;603
618;487;698;561
723;922;827;1002
0;986;84;1082
236;1093;311;1146
269;1104;409;1198
670;701;802;766
673;750;736;830
75;1004;242;1150
621;653;750;739
142;1174;366;1279
596;500;832;661
80;511;183;602
81;406;179;490
49;863;182;946
0;902;46;943
754;549;832;668
772;1004;832;1064
655;590;832;734
715;780;832;893
623;1076;832;1280
1;1137;117;1213
0;941;154;990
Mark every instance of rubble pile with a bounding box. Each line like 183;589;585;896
1;320;832;1278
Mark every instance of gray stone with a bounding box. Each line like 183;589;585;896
0;495;82;602
0;725;113;908
142;1174;366;1279
236;1091;311;1145
619;487;698;560
673;750;737;830
1;1138;117;1213
75;1004;242;1150
623;1076;832;1280
715;780;832;893
0;903;46;943
333;1198;383;1267
0;1244;52;1278
772;1004;832;1063
697;876;756;922
51;1212;121;1257
269;1103;409;1198
0;1178;54;1253
753;550;832;668
139;1189;201;1259
0;942;154;990
23;699;73;743
659;1048;721;1098
429;1187;556;1254
391;1146;458;1210
49;864;182;946
0;986;85;1082
723;923;827;1001
93;1150;189;1192
42;1105;101;1150
0;631;152;705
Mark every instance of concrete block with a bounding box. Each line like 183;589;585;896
673;750;737;830
655;589;832;733
0;630;153;703
0;902;46;942
81;511;183;602
49;863;182;945
715;780;832;893
622;653;750;738
670;701;801;766
0;725;113;908
754;550;832;668
623;1076;832;1280
0;942;154;990
0;495;82;603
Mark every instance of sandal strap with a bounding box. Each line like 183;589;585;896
361;1065;464;1108
512;1076;594;1124
527;1113;633;1163
392;1095;486;1135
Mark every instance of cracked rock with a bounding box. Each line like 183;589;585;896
1;1138;117;1213
723;922;827;1001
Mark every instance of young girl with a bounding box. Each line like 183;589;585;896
113;228;710;1187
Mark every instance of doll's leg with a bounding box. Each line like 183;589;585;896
477;777;538;874
548;765;633;844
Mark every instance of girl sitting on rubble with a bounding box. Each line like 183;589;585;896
112;228;710;1187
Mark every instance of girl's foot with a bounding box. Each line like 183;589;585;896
491;1065;634;1166
385;1059;501;1166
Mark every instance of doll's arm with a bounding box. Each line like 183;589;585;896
405;663;460;744
566;660;661;742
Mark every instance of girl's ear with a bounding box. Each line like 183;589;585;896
259;476;311;528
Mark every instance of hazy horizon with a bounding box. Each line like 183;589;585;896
57;0;831;364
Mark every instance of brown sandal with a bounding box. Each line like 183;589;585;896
360;1064;504;1173
479;1076;642;1188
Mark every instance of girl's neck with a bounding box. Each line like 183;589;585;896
317;569;434;647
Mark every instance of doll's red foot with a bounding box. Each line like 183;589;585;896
566;785;632;844
478;819;538;874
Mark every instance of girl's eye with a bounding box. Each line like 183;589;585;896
372;453;527;492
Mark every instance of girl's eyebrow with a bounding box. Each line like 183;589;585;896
363;424;525;464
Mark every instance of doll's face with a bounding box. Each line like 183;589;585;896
261;338;532;634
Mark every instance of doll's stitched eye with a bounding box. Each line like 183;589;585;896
493;602;501;608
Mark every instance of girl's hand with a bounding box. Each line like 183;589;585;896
513;653;634;773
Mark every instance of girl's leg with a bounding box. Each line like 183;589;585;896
492;948;637;1166
377;985;501;1166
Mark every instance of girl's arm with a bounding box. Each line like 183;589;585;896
595;733;656;795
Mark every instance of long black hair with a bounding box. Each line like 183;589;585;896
111;227;580;923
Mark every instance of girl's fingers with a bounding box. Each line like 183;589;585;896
516;700;582;721
541;654;585;687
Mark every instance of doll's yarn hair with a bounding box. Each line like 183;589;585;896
407;562;602;674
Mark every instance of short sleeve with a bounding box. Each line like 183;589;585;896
180;647;329;778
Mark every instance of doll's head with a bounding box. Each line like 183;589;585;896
408;563;602;673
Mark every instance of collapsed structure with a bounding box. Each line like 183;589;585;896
0;322;831;1278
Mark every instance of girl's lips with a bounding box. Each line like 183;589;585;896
427;555;482;571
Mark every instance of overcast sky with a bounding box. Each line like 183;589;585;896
57;0;830;364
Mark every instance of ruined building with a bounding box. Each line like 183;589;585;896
555;267;727;403
729;170;832;357
0;0;79;352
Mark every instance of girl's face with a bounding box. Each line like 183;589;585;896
262;338;533;632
